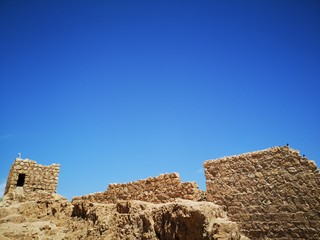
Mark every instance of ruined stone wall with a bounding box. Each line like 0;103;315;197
204;146;320;240
73;173;204;203
4;158;60;202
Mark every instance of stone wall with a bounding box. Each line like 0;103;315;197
4;158;60;203
204;146;320;240
73;173;204;203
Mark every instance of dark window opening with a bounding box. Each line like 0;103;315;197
17;173;26;187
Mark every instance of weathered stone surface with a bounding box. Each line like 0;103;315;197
204;146;320;240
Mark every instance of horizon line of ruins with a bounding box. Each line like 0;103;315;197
2;145;320;239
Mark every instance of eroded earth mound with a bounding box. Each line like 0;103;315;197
0;195;249;240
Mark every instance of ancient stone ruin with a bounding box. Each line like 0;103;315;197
3;158;60;204
204;146;320;239
2;146;320;239
73;172;205;203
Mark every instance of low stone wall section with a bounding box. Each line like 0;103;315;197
204;146;320;240
73;173;204;203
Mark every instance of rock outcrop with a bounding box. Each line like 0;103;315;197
0;196;248;240
0;194;73;240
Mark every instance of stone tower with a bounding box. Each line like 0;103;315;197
4;158;60;203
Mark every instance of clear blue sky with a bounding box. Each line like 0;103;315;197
1;0;319;199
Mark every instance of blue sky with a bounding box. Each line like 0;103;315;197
1;0;319;199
